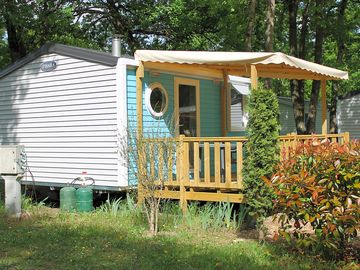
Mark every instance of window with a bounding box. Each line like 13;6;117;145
229;87;248;131
145;83;168;118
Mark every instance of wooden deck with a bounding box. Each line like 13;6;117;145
139;132;350;211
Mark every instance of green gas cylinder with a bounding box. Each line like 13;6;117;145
76;187;93;212
60;186;76;212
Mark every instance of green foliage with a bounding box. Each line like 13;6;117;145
265;139;360;259
182;202;247;231
243;87;280;220
21;195;48;214
97;193;144;226
157;201;248;231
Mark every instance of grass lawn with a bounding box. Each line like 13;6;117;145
0;205;358;270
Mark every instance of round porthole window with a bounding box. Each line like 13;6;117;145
146;83;168;118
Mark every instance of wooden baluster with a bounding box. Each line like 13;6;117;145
137;147;145;205
178;135;187;213
168;147;173;182
149;144;155;179
183;142;189;184
193;142;200;184
236;142;243;189
204;142;210;183
225;142;231;185
158;143;164;183
176;144;180;183
214;142;221;187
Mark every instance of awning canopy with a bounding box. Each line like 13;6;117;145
228;75;250;95
134;50;348;81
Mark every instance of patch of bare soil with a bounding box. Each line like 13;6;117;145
233;214;314;242
39;206;60;217
20;206;60;220
262;214;314;239
182;229;240;245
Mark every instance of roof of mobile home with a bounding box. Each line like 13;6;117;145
339;90;360;100
0;43;120;79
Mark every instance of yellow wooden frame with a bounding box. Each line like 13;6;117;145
174;77;201;137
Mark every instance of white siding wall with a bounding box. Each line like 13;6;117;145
337;94;360;139
0;53;124;189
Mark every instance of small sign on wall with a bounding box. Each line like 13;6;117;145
40;61;57;72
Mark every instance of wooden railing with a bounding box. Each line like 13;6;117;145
279;133;350;159
142;132;350;209
175;136;247;190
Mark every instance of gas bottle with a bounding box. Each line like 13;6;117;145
76;186;93;212
60;186;76;212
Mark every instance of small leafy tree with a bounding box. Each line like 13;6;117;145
264;139;360;259
243;87;280;220
120;125;177;236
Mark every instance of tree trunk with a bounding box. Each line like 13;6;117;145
245;0;257;51
306;0;325;134
264;0;275;89
329;0;347;134
148;200;157;236
289;0;306;134
297;1;309;128
330;82;339;134
3;0;27;62
40;0;50;45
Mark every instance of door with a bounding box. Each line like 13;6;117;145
174;78;200;137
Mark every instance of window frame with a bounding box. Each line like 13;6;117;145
145;82;169;118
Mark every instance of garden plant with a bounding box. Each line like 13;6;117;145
264;139;360;260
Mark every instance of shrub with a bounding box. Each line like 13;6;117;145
264;139;360;259
243;87;280;220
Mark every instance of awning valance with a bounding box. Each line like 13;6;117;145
134;50;348;81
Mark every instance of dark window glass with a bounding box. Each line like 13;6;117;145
150;87;166;113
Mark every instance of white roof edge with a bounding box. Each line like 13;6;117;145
119;57;138;67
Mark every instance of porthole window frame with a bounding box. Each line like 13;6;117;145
145;82;169;118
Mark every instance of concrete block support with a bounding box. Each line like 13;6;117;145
4;175;21;218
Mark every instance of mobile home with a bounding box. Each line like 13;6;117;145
0;43;349;202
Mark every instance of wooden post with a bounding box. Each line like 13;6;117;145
236;142;243;189
136;62;144;205
136;61;144;136
178;135;187;214
221;71;228;136
251;65;258;90
344;132;350;143
321;80;327;135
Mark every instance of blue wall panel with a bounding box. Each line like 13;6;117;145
127;69;223;185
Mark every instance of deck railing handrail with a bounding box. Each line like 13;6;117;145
144;132;350;143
